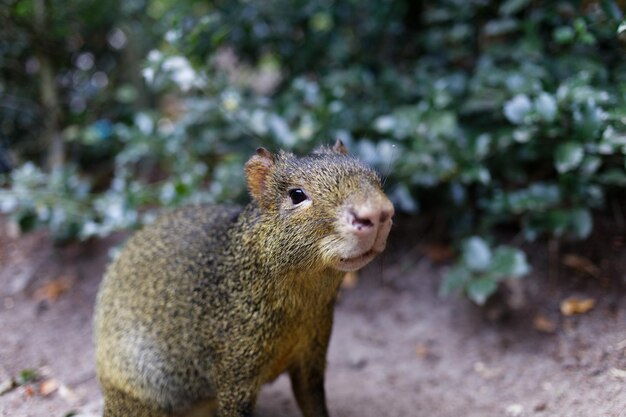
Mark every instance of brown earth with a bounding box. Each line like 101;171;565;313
0;215;625;417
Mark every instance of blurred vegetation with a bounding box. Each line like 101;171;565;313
1;0;625;303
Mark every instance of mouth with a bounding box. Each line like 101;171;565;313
340;249;375;263
336;249;378;271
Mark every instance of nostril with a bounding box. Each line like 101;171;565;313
350;210;374;229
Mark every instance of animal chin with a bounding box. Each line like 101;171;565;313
336;249;378;272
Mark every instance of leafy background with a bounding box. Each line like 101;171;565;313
1;0;625;303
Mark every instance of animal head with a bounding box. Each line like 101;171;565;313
245;140;394;272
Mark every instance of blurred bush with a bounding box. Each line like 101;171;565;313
1;0;625;303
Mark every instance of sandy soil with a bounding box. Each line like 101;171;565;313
0;217;625;417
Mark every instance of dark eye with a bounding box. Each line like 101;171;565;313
289;188;308;205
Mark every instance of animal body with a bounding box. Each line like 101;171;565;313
94;141;394;417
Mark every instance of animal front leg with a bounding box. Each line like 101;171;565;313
288;322;333;417
289;355;330;417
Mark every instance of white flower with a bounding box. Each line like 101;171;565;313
221;91;240;112
163;56;197;92
147;50;162;63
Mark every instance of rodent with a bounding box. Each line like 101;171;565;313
93;140;394;417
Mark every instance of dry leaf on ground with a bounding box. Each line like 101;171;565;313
33;275;75;302
421;244;455;264
415;343;430;359
22;385;35;398
562;254;601;278
39;378;59;396
560;297;596;316
533;314;557;333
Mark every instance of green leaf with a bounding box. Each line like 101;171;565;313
547;210;571;237
555;142;584;173
0;191;18;212
115;85;139;103
602;1;624;21
534;93;557;123
473;133;491;158
462;236;492;272
580;156;602;175
16;210;38;233
499;0;530;15
310;12;333;32
573;101;605;141
17;369;39;385
467;277;498;305
523;209;572;240
440;266;471;297
569;208;593;239
174;181;191;198
491;246;531;278
504;94;532;125
554;26;575;44
598;169;626;186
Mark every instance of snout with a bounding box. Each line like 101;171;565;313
346;198;394;250
335;194;394;271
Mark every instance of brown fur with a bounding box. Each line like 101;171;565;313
94;143;392;417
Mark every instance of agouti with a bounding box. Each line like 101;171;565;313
94;140;394;417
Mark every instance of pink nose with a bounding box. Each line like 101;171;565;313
349;205;393;232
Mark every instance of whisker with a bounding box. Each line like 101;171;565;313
380;143;398;188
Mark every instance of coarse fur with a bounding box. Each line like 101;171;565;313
94;141;394;417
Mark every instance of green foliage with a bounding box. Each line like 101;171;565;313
441;236;530;305
0;0;147;157
1;0;626;303
0;164;93;241
17;368;39;385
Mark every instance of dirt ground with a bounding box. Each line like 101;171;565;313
1;215;625;417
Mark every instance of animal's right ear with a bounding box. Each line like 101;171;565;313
245;147;275;205
332;138;349;155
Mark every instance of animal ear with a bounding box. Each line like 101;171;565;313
245;147;275;205
332;138;348;155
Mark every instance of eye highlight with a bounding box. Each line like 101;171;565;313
288;188;308;205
